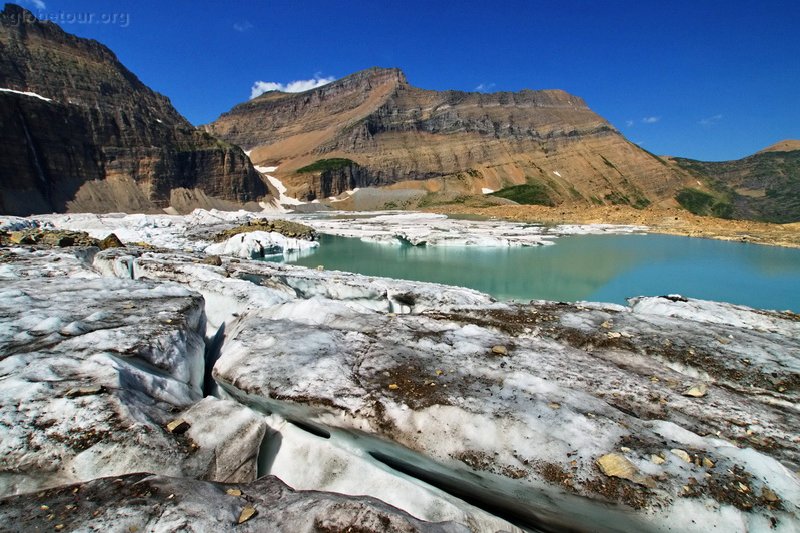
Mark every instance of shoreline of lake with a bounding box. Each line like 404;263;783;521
427;204;800;249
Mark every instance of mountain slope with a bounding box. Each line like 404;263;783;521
208;67;691;206
0;4;268;215
670;140;800;223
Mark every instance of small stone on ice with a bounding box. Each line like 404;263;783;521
762;487;780;502
65;385;104;398
491;345;508;356
226;488;242;497
651;454;665;465
683;383;708;398
607;331;622;339
600;321;612;329
670;449;692;463
548;402;561;409
388;383;399;390
596;453;656;488
238;505;257;524
166;419;190;434
702;457;715;469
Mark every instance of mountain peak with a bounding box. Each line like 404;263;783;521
210;66;688;205
344;66;407;83
2;3;30;17
757;139;800;154
307;66;407;95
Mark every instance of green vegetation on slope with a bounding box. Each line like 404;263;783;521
675;188;733;219
602;191;651;209
489;183;555;206
672;150;800;223
297;158;356;174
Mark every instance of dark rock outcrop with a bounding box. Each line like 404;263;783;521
299;159;375;200
0;4;268;215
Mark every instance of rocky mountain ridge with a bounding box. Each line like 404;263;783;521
0;4;269;215
209;67;692;207
670;139;800;222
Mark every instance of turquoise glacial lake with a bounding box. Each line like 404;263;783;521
270;233;800;311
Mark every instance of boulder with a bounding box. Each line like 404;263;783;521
98;233;124;250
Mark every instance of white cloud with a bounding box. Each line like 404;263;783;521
475;82;496;92
233;20;253;32
21;0;46;9
699;114;723;126
625;120;634;127
642;116;660;124
250;75;336;99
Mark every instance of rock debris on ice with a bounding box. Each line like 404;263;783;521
0;212;797;533
0;473;468;533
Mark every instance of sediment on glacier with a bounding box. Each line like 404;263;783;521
1;219;798;531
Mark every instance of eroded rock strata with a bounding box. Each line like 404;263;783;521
0;4;268;215
209;67;692;206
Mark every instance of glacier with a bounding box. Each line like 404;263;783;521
0;210;798;532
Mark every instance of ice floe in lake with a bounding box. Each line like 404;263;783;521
3;208;648;254
292;211;647;246
204;230;319;259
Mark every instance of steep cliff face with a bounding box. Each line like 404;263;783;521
209;67;690;205
0;4;268;215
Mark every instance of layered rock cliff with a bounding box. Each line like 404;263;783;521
209;67;691;205
0;4;268;215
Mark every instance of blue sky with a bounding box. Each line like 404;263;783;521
20;0;799;161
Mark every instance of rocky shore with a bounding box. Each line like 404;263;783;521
429;204;800;248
